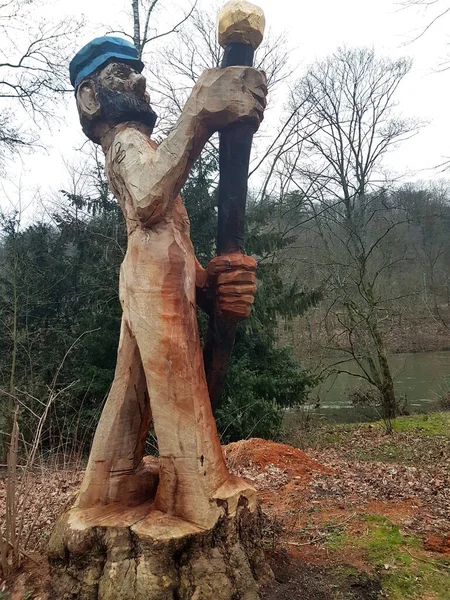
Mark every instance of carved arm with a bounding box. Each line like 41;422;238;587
112;66;266;228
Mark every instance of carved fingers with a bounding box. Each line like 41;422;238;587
207;253;257;319
207;253;256;276
195;66;267;132
244;67;267;125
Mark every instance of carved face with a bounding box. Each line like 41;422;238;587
76;60;157;143
97;62;150;101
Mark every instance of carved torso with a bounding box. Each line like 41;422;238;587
106;123;192;237
106;123;198;309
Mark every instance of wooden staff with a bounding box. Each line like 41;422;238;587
204;0;266;412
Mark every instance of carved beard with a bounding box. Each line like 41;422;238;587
96;84;158;133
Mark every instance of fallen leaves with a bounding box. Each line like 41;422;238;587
0;469;82;555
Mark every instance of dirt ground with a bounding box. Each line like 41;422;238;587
2;415;450;599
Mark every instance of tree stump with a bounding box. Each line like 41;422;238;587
47;494;271;600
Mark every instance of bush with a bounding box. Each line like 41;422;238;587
432;390;450;412
216;341;316;443
349;386;409;430
280;405;326;450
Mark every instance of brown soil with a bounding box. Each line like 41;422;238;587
424;534;450;554
9;555;49;600
224;438;330;479
261;551;382;600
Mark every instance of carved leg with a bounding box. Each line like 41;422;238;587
125;259;255;530
76;317;157;509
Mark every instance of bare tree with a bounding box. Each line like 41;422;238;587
0;209;20;462
108;0;198;61
147;1;294;184
401;0;450;39
0;0;83;168
285;48;419;428
401;0;450;67
133;0;198;59
398;181;450;329
154;5;291;91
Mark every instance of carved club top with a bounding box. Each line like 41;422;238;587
218;0;266;50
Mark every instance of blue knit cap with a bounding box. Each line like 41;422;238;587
70;36;144;91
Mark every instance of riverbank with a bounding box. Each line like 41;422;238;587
2;412;449;598
308;350;450;421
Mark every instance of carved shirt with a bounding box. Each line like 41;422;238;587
105;123;191;237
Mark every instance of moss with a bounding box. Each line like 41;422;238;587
353;515;449;599
333;565;360;578
329;411;450;438
360;515;417;564
382;563;450;600
323;524;350;550
391;412;450;437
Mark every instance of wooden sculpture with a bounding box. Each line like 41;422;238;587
48;3;270;599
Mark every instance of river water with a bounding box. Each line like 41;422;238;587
310;351;450;422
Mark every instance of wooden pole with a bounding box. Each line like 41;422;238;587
204;1;265;411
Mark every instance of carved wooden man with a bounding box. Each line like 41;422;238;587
69;35;267;529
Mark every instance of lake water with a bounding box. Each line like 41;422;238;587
310;351;450;422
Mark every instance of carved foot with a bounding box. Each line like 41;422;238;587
76;456;159;509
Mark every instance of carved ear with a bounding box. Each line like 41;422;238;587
76;80;100;117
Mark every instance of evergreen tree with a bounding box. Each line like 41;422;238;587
182;155;320;442
0;175;126;454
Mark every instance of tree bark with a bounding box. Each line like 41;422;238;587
2;247;18;464
371;318;397;428
132;0;141;57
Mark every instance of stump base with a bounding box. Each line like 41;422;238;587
48;502;271;599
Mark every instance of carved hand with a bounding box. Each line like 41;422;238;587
193;66;267;133
206;253;257;319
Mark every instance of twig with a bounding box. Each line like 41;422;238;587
287;538;321;546
405;548;450;572
1;539;40;566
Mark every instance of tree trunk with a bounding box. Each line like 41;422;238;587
2;252;18;464
371;320;397;429
132;0;141;57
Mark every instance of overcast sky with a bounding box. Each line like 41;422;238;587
1;0;450;216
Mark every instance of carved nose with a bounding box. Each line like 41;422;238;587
130;73;147;96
